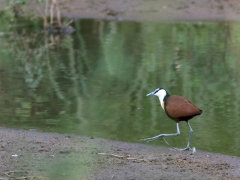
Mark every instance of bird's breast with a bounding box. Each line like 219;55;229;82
159;99;165;111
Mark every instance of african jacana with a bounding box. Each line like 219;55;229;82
141;88;202;150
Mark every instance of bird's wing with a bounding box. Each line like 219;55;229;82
164;95;201;118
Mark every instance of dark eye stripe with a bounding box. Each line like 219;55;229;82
154;88;162;94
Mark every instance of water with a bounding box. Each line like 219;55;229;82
1;16;240;157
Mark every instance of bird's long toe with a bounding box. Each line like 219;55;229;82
171;147;192;151
140;136;159;142
140;137;154;142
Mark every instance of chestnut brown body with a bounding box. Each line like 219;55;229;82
164;95;202;123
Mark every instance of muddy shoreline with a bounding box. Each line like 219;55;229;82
0;127;239;179
18;0;240;22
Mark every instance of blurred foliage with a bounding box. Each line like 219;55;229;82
0;16;240;157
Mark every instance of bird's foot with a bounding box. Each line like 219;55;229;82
140;135;162;142
170;147;192;151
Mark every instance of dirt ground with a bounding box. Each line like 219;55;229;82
0;127;240;180
20;0;240;22
2;0;240;179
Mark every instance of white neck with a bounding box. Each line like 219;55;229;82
154;89;167;110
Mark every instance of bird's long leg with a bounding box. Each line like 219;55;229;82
140;123;180;142
185;121;193;149
173;121;193;151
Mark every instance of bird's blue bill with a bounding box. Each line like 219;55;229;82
146;91;154;96
146;88;161;96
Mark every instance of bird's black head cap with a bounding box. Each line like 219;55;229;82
146;88;170;98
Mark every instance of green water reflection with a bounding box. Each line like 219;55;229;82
1;17;240;157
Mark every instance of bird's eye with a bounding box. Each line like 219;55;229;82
154;88;161;94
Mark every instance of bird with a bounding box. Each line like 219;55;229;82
141;88;202;150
